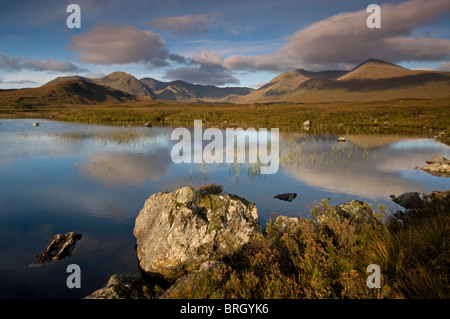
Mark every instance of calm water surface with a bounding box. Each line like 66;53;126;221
0;119;449;298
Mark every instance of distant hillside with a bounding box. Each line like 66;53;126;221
0;78;138;107
44;75;92;85
91;72;155;97
2;58;449;107
140;77;253;102
238;70;310;103
338;59;416;80
298;69;348;80
238;59;450;103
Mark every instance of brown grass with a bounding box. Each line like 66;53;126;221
163;191;449;299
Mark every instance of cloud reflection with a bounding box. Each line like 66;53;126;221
80;151;171;186
279;135;450;199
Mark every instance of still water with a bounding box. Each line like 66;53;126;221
0;119;449;298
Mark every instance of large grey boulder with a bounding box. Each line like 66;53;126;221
133;186;260;280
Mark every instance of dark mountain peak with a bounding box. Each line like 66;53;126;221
296;68;349;80
354;58;406;70
338;58;411;81
102;71;136;81
91;72;155;97
43;75;91;86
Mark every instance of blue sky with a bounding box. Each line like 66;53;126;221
1;0;449;89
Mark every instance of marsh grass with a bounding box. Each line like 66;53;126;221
1;98;449;144
55;130;147;144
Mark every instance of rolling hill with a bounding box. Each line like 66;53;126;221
91;71;156;97
238;59;450;103
140;77;253;102
337;58;414;80
1;58;449;107
0;78;138;107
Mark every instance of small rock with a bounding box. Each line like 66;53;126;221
313;200;379;227
35;232;82;263
425;155;449;165
84;274;150;299
420;156;450;177
274;193;297;202
269;215;299;234
390;192;424;209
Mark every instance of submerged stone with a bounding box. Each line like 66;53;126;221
274;193;297;202
36;232;82;263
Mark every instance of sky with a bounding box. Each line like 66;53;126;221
0;0;449;89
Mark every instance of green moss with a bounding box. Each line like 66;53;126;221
173;200;184;208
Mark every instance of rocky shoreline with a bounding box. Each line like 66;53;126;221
83;184;449;299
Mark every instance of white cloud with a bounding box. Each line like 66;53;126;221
223;53;293;72
0;77;37;85
163;51;239;86
224;0;450;72
0;54;86;73
191;51;224;65
68;24;169;67
250;81;268;89
151;14;214;37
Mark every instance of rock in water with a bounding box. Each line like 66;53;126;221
274;193;297;202
390;192;424;209
133;186;260;280
420;156;450;177
36;232;82;263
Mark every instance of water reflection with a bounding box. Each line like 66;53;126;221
0;119;449;298
1;119;449;210
278;134;449;199
80;151;171;186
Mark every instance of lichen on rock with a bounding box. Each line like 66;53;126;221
133;186;260;281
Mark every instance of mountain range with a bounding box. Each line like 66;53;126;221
1;59;450;107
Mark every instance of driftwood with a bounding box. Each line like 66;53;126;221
36;232;82;263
